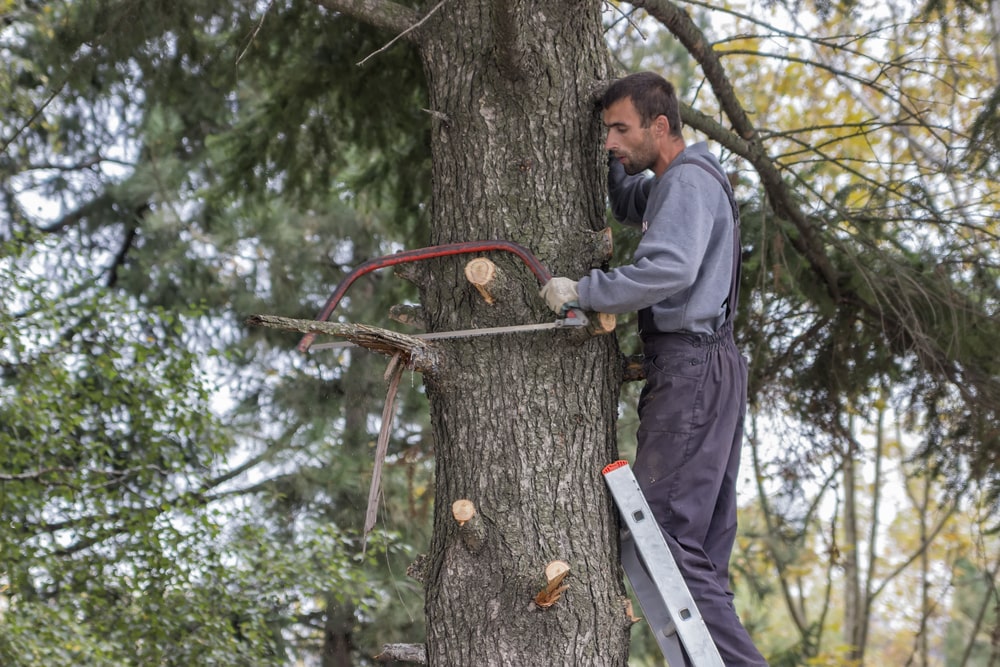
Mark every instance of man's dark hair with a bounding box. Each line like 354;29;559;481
601;71;682;137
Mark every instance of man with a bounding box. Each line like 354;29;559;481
540;72;768;665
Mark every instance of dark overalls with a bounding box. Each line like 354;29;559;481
634;158;769;666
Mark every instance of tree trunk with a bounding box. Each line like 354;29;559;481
410;2;629;664
310;0;628;662
843;425;863;663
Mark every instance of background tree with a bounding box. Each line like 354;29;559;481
734;404;1000;666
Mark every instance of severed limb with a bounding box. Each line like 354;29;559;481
246;314;440;372
587;312;617;337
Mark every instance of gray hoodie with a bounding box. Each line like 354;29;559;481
576;142;734;335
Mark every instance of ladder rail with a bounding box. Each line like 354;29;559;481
602;460;725;667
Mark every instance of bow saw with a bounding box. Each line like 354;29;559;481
297;240;595;354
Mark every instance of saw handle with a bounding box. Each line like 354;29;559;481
298;240;559;353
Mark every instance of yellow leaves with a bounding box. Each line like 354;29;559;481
710;1;993;205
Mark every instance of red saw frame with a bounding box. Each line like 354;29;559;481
297;240;565;353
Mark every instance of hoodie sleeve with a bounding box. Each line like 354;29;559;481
607;153;653;227
578;166;715;314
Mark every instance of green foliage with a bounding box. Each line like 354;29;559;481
3;1;434;661
0;235;411;664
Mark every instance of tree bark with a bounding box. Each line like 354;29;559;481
414;3;628;664
305;1;628;663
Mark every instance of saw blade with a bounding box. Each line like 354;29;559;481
309;320;568;351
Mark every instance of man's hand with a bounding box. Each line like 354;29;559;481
540;277;579;315
607;150;628;193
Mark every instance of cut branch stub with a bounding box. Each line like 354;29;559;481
533;560;571;609
545;560;570;584
406;554;429;583
589;226;614;264
464;257;497;304
375;643;427;664
562;311;617;345
624;598;642;624
451;499;486;553
587;312;616;337
452;499;477;525
622;353;644;383
389;304;427;330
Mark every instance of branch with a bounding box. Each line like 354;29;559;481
867;496;961;601
0;466;77;483
362;353;405;553
357;0;447;66
309;0;423;39
23;427;299;538
37;192;114;234
634;0;755;141
246;314;441;372
0;464;174;486
634;0;842;303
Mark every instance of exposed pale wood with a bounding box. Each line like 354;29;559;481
534;559;571;609
362;354;405;553
624;598;642;624
464;257;498;304
588;312;616;336
374;643;427;664
563;311;616;345
452;499;486;553
545;559;570;583
451;498;477;525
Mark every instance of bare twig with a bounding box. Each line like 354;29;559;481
362;353;405;553
236;0;276;67
357;0;448;66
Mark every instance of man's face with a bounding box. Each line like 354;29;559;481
603;97;659;175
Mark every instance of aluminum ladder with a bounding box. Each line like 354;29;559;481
602;460;725;666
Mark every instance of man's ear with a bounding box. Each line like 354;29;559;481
654;114;670;137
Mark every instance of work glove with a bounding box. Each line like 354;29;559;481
540;277;580;315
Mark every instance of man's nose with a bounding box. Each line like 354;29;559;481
604;135;615;152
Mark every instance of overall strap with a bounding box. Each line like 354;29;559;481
673;155;742;325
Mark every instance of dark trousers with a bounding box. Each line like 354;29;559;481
635;322;768;666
